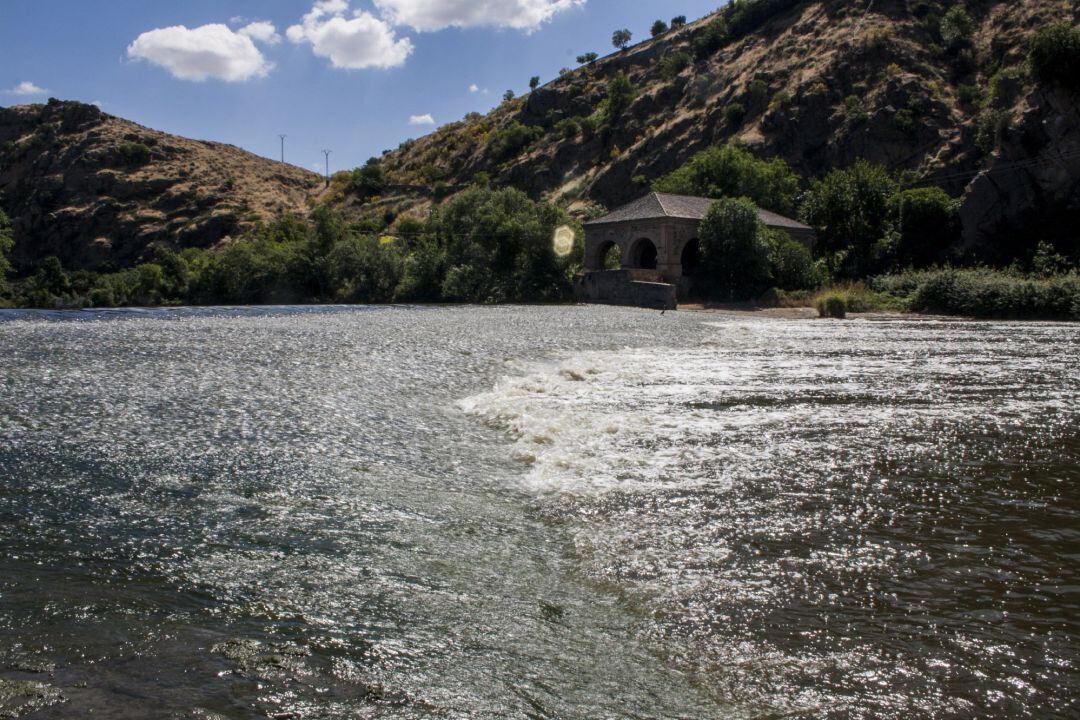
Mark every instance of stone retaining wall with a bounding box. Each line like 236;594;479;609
574;270;677;311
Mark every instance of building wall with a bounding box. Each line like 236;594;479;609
584;219;699;284
582;216;816;308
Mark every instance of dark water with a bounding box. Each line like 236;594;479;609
0;306;1077;719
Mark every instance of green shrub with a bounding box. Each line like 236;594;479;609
351;157;388;199
844;95;869;125
659;51;692;79
813;283;905;316
975;109;1010;153
816;293;847;318
911;268;1080;319
747;79;769;104
723;102;746;126
117;142;152;166
555;118;581;139
1029;23;1080;91
728;0;805;37
957;84;982;107
576;52;599;65
671;16;687;29
487;121;542;160
693;19;728;59
651;20;669;37
697;197;773;299
940;5;974;51
894;107;917;135
0;209;12;296
768;233;821;290
604;73;636;121
653;142;800;214
770;90;792;110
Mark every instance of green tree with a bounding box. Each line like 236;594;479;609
723;103;746;127
503;89;516;103
0;209;12;296
612;29;632;50
1029;23;1080;92
423;187;576;303
351;157;388;199
671;16;687;29
940;5;974;51
651;20;669;37
767;231;820;290
697;197;773;298
693;18;728;59
576;52;599;65
529;76;541;91
487;121;543;160
800;160;898;277
652;143;800;214
888;187;959;268
605;72;636;119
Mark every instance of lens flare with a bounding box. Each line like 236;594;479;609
553;225;575;257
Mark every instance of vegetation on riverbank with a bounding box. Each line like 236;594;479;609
769;268;1080;320
0;190;581;309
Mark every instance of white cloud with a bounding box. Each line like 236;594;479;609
239;21;282;45
409;113;435;125
374;0;585;32
287;0;413;70
127;24;273;82
469;83;479;92
7;81;48;96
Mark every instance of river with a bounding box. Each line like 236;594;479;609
0;305;1077;719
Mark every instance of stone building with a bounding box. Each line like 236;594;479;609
577;192;814;308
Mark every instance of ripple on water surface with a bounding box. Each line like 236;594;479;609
1;307;1078;719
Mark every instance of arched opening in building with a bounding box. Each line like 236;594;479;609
680;238;701;276
595;241;622;270
629;238;658;270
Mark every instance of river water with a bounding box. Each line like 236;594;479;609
0;305;1076;719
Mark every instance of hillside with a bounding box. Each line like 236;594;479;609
356;0;1078;260
0;100;322;273
1;0;1077;280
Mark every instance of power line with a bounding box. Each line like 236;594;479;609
900;148;1080;189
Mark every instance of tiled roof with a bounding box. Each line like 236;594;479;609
584;192;811;231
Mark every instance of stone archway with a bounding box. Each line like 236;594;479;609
628;238;658;270
595;240;622;270
680;238;701;276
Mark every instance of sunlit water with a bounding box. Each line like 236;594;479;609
0;306;1077;719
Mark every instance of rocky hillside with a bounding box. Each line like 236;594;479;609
3;1;1076;276
0;100;322;273
362;0;1078;259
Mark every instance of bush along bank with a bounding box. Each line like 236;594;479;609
799;269;1080;320
0;188;584;310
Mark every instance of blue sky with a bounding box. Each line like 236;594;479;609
1;0;722;174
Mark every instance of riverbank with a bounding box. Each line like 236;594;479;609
683;268;1080;321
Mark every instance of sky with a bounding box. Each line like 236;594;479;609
1;0;723;174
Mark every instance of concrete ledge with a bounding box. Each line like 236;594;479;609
574;270;677;311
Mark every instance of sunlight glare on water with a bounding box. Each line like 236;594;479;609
0;306;1077;719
